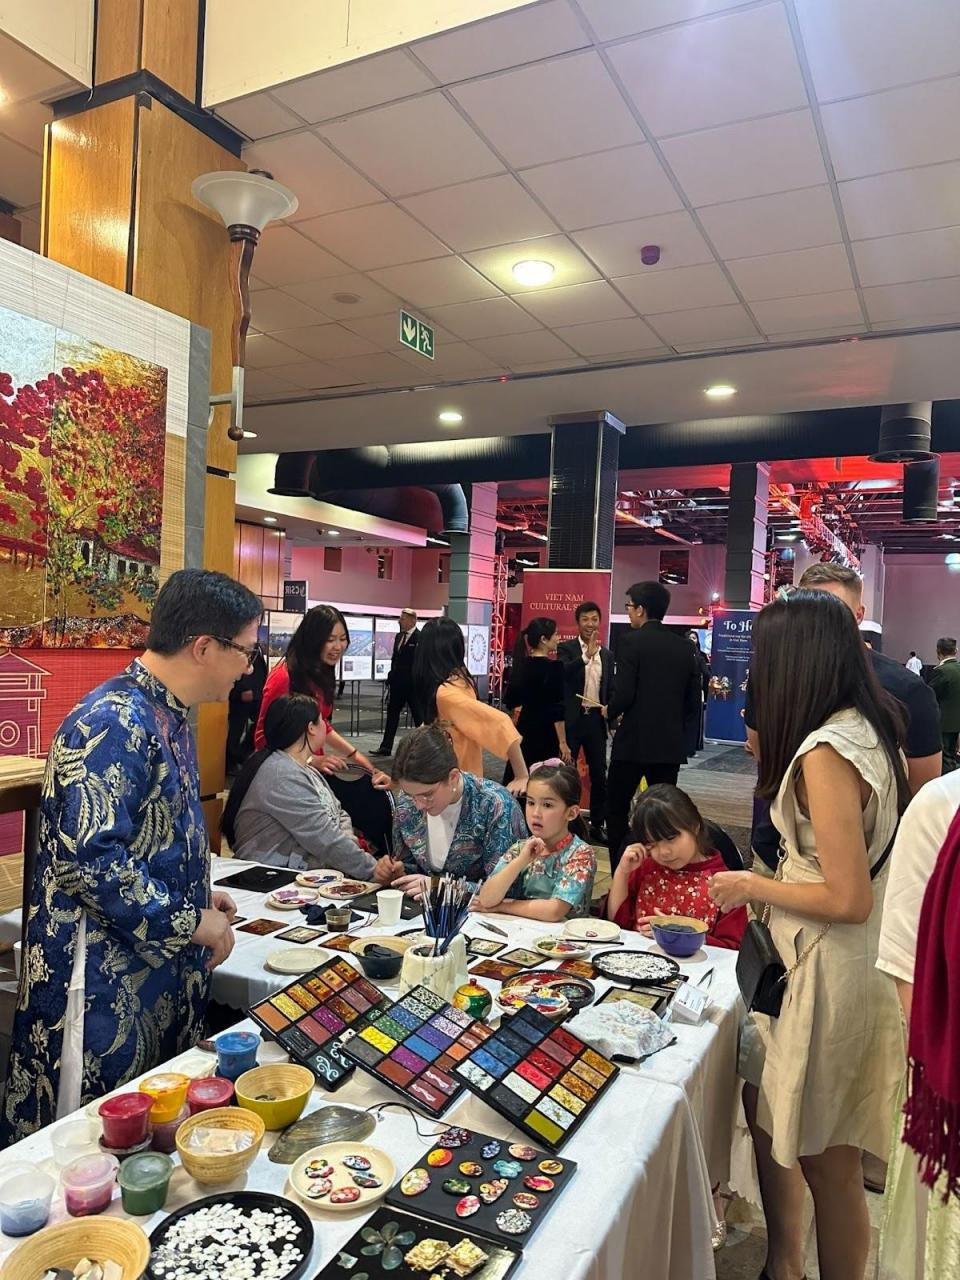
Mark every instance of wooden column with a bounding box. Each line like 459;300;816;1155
42;0;246;843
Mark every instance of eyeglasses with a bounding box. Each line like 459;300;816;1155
189;636;263;663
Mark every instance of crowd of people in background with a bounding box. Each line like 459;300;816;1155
7;561;960;1280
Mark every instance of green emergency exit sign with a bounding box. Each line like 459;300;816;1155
400;309;435;359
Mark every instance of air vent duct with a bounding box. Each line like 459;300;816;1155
902;457;940;522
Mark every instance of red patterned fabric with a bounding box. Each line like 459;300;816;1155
613;850;747;950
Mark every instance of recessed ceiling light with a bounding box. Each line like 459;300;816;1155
332;291;361;305
705;384;736;399
438;410;463;426
512;259;555;287
263;516;277;524
328;529;340;536
241;429;258;439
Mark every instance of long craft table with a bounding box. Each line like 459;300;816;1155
0;862;744;1280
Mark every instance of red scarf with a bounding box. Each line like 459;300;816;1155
903;804;960;1199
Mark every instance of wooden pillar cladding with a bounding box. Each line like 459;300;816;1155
95;0;201;103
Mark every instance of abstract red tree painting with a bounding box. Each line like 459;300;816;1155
0;307;167;647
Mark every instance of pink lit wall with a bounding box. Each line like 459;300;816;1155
882;555;960;664
291;545;449;614
612;544;726;618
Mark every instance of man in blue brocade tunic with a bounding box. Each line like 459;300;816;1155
2;570;263;1142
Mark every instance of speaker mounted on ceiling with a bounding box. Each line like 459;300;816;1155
870;402;935;462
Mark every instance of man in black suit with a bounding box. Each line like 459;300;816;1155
605;581;701;869
557;600;613;844
375;608;422;756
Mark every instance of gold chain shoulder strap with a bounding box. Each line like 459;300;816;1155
761;852;831;982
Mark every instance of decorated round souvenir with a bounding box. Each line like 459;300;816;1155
539;1159;564;1175
458;1161;483;1177
455;1195;480;1218
442;1178;472;1196
329;1186;361;1204
533;935;590;959
478;1179;508;1205
342;1154;371;1171
305;1162;334;1180
452;981;493;1020
351;1173;382;1189
400;1168;430;1197
500;969;596;1015
524;1175;555;1192
592;949;680;985
496;1209;533;1235
305;1179;331;1199
317;880;376;901
295;870;344;889
513;1192;539;1210
266;887;318;910
436;1127;470;1149
426;1148;453;1167
507;1144;537;1161
492;1159;523;1179
480;1141;501;1160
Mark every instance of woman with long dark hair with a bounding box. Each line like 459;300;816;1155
224;694;398;882
413;617;529;796
503;618;570;784
255;605;391;848
710;590;909;1280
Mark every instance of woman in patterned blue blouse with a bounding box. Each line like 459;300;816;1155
389;725;527;894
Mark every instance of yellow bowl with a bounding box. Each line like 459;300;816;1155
175;1106;265;1186
234;1064;314;1130
3;1217;149;1280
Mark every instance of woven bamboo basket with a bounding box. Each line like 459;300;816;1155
174;1106;265;1185
3;1217;150;1280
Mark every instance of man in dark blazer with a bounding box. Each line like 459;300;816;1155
605;581;702;869
929;636;960;771
375;608;422;756
557;600;613;844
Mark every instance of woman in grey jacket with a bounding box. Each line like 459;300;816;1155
222;694;400;883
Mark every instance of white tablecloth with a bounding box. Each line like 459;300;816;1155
0;860;745;1279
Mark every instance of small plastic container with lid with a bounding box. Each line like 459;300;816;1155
117;1151;174;1215
214;1031;260;1081
138;1072;190;1123
186;1076;235;1114
98;1092;154;1149
150;1104;188;1154
0;1162;55;1235
51;1116;100;1168
62;1152;119;1217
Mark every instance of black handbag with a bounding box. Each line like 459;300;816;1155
735;831;896;1018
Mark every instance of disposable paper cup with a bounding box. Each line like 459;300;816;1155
376;889;403;926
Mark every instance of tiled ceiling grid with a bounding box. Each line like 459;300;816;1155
205;0;960;403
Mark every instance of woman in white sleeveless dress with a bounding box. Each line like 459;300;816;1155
710;591;910;1280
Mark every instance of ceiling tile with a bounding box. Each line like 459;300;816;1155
250;289;328;332
863;278;960;324
411;1;589;83
340;311;456;348
839;162;960;239
695;186;842;258
400;174;557;251
519;144;682;231
821;77;960;182
750;290;864;333
216;93;304;140
0;31;75;101
398;340;504;376
795;0;960;101
451;52;643;168
852;227;960;288
272;51;435;123
727;244;854;301
471;330;580;365
243;131;382;219
296;203;448;270
245;334;309;368
644;304;759;344
576;0;750;41
554;316;663;356
425;296;543;340
511;357;590;372
0;135;41;206
369;257;501;307
770;325;866;340
323;352;421;384
285;273;401;319
251;226;350;286
0;99;50;152
661;110;828;205
516;280;634;326
319;94;503;197
279;323;382;360
613;262;737;313
572;211;714;277
609;5;806;138
465;234;601;293
241;369;302;399
270;361;363;390
671;336;766;352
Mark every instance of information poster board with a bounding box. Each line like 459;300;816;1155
466;624;489;678
704;610;755;743
282;579;307;613
520;569;613;644
266;611;303;667
342;615;374;680
374;618;400;681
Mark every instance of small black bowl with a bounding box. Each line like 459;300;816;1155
355;944;403;980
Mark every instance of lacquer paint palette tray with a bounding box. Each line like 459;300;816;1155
248;958;391;1090
386;1125;577;1248
453;1004;619;1151
342;984;490;1117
